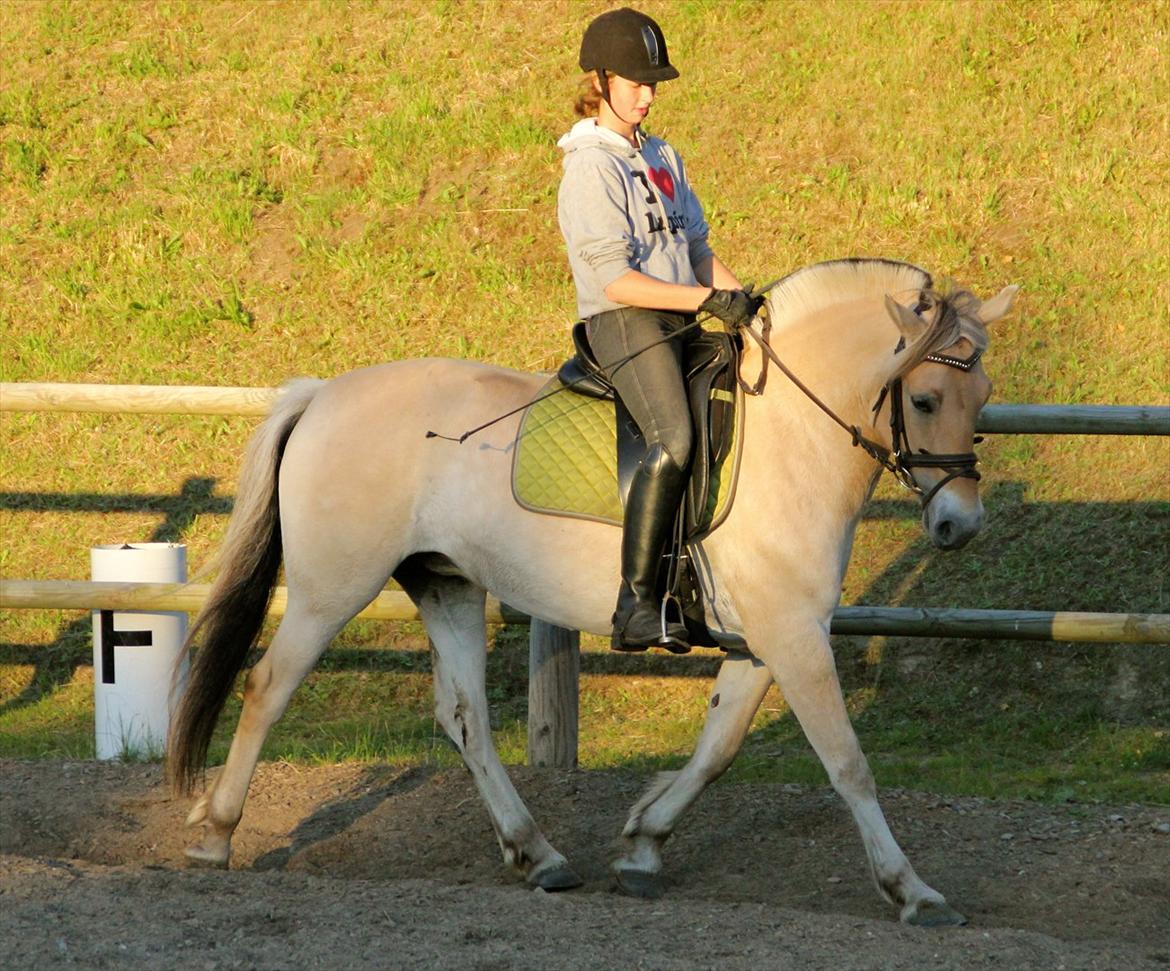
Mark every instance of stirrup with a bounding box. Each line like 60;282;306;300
611;597;690;654
658;594;691;655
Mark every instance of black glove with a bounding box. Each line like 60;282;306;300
699;288;763;329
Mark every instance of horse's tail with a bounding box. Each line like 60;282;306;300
167;378;325;794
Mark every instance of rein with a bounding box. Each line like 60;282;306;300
427;281;781;444
425;317;709;443
738;318;983;509
426;282;981;510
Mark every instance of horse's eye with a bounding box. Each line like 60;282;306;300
911;394;935;414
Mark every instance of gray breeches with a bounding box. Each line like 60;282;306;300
585;306;696;467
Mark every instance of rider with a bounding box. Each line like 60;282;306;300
557;7;760;654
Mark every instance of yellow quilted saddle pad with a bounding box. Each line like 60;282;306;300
512;377;741;531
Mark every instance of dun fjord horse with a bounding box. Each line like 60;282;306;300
168;259;1016;925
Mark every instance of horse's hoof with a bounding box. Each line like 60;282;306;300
902;898;968;927
184;843;230;869
614;866;663;899
529;862;584;892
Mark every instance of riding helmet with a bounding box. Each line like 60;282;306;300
579;7;679;84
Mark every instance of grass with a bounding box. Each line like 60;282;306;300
1;1;1167;805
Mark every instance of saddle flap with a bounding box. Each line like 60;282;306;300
683;331;737;535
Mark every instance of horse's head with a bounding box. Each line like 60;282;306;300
882;285;1018;550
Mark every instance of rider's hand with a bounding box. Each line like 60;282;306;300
699;288;764;329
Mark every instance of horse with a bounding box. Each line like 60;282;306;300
167;258;1017;926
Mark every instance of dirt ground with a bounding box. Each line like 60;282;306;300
1;759;1167;970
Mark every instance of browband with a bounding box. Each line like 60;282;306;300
923;348;983;372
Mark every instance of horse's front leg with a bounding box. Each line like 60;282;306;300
752;614;965;926
614;651;774;897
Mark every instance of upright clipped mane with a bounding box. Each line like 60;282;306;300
763;258;933;332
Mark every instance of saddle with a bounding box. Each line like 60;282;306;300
553;322;741;647
556;322;739;538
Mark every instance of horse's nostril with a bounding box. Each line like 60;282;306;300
932;515;978;551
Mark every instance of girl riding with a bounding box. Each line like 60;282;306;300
557;7;760;654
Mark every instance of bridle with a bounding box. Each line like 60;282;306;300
874;344;984;507
738;303;984;511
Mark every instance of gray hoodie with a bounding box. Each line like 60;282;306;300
557;119;713;319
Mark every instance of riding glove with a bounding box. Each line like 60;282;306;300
699;288;764;329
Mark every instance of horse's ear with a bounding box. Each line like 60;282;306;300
975;285;1019;325
885;295;928;344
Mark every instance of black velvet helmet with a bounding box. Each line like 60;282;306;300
579;7;679;84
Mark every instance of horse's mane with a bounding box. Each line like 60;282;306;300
762;258;988;378
764;258;933;329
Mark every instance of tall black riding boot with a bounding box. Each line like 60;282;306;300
612;443;691;654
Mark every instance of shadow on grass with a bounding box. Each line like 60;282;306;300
0;476;221;721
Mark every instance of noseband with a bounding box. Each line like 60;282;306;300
740;322;984;511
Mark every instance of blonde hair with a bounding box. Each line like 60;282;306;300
573;71;603;118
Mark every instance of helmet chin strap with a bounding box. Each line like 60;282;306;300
598;68;610;103
596;69;646;135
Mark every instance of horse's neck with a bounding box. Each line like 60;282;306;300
738;303;893;527
747;297;893;430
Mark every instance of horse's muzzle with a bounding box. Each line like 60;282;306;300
923;493;984;550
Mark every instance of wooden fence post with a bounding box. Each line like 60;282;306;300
527;620;580;768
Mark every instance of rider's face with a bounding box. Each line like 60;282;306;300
598;73;656;136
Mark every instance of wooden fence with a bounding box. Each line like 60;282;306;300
3;381;1169;434
2;383;1168;766
3;580;1167;644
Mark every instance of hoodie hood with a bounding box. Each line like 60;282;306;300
557;118;642;158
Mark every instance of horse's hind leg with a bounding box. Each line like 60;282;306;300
397;564;583;891
183;604;347;867
753;616;965;926
614;651;773;897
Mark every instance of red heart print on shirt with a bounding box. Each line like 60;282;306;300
647;165;675;201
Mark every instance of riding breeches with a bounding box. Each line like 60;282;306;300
585;307;696;468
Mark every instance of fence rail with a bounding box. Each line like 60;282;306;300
2;382;1169;435
3;580;1167;645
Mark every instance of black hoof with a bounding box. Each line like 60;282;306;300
904;899;968;927
531;863;584;892
614;866;663;899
